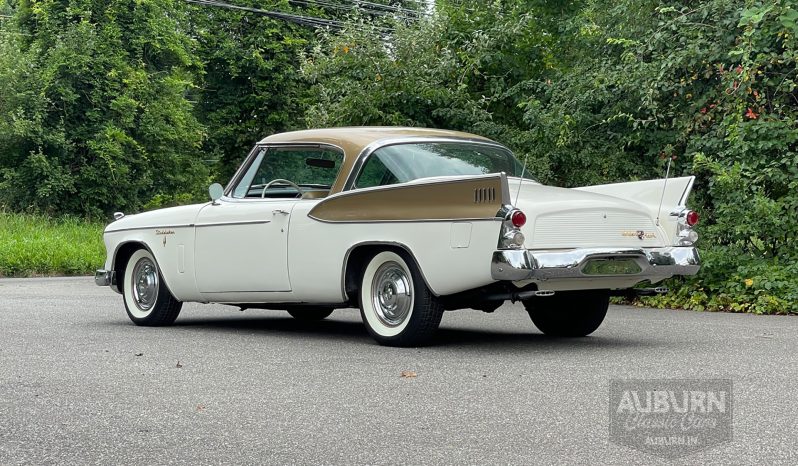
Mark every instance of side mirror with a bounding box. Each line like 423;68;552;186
208;183;224;204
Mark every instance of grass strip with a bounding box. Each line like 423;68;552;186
0;212;105;277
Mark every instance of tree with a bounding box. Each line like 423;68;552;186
301;2;562;179
187;0;317;182
0;0;207;216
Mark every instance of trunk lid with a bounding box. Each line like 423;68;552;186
507;179;668;249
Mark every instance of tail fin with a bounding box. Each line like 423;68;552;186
575;176;695;217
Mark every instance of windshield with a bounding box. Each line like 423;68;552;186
354;142;531;189
232;146;343;199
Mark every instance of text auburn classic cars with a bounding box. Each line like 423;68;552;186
95;127;700;346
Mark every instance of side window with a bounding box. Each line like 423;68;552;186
232;146;343;199
355;154;399;189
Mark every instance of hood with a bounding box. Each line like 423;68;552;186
105;203;206;233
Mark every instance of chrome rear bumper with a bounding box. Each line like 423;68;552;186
491;247;700;282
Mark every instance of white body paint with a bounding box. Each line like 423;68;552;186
102;174;695;305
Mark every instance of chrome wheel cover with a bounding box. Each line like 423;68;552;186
131;257;159;312
371;262;413;327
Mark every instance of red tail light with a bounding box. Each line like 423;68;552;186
510;210;527;228
686;210;699;227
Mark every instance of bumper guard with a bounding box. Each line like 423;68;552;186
95;269;116;287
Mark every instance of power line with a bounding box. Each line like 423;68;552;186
186;0;348;29
185;0;415;33
289;0;426;18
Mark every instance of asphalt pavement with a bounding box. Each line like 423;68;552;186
0;277;796;465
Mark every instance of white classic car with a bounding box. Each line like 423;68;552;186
96;127;700;346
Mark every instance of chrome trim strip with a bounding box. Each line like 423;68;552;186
344;171;507;197
343;137;514;191
194;219;272;228
199;290;292;294
105;224;194;234
216;196;320;204
308;216;501;225
106;218;275;232
491;247;701;281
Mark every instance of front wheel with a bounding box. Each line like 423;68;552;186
359;250;444;347
523;289;609;337
122;248;182;326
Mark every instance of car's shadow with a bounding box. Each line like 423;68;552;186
150;314;657;352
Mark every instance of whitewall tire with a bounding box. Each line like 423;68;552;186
122;248;182;326
359;250;443;347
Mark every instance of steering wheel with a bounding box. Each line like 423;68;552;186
260;179;306;199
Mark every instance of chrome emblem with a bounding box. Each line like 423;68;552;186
621;230;656;240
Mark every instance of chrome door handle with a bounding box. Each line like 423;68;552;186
273;209;289;215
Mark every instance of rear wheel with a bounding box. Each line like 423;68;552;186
523;290;609;337
122;249;182;326
359;250;444;347
287;308;334;321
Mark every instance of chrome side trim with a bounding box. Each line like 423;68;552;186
343;171;508;197
214;197;314;204
105;224;195;234
491;247;701;281
309;216;501;225
95;269;116;287
105;218;274;232
343;137;513;191
194;219;272;228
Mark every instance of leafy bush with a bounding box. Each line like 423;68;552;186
0;0;209;217
535;0;798;314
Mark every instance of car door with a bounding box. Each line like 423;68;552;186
192;144;344;295
194;199;294;293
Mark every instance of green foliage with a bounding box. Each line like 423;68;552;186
0;0;208;217
188;1;317;181
0;211;104;276
301;4;557;178
303;0;798;314
547;0;798;314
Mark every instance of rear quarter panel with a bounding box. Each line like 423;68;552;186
291;174;509;299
